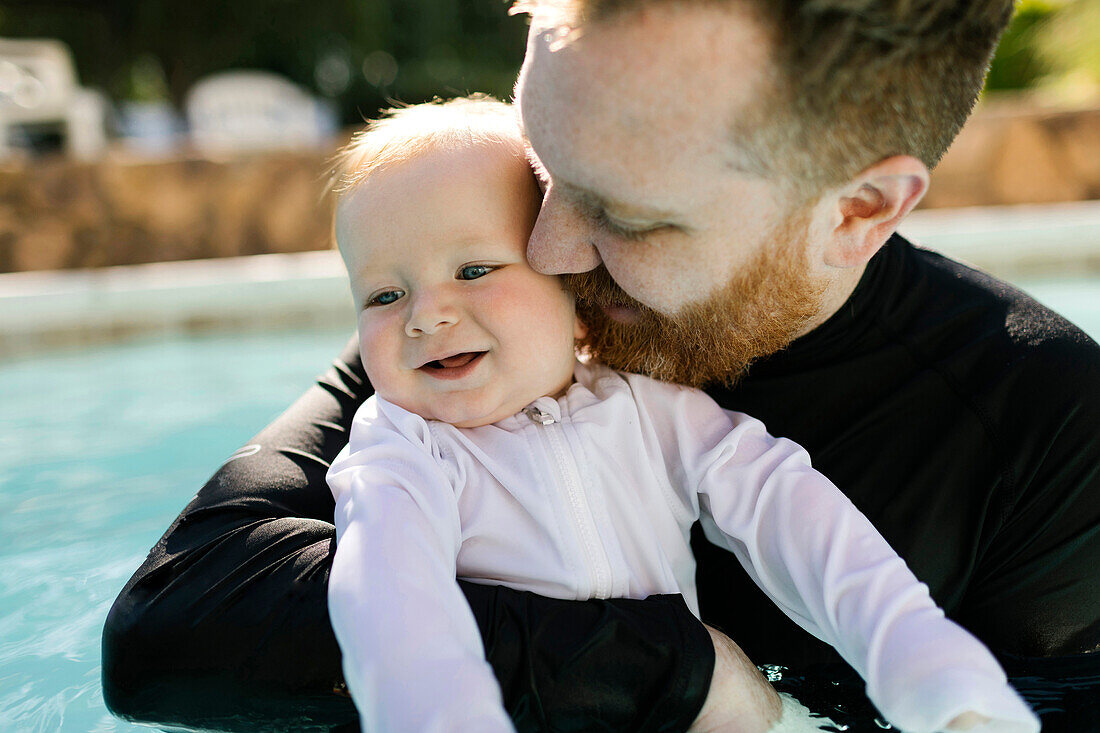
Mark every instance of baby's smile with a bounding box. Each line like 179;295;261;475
337;123;581;428
417;350;488;380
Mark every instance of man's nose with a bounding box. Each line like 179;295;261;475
526;186;602;275
405;291;459;337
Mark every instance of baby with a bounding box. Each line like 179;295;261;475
325;96;1039;733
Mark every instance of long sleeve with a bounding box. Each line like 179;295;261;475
631;377;1040;733
327;398;515;733
102;335;714;732
101;336;371;732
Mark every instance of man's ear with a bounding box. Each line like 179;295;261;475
824;156;929;268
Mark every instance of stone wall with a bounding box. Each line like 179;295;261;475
1;101;1098;273
0;149;336;273
923;101;1100;209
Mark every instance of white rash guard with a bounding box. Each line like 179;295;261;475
327;360;1039;733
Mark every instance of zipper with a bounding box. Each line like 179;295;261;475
524;404;613;599
523;405;555;425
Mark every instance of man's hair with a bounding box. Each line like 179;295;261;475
515;0;1015;196
329;94;521;196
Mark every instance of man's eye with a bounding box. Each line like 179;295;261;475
367;289;404;307
609;224;648;242
458;264;494;280
593;209;651;242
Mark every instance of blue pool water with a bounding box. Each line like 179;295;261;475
1;279;1098;732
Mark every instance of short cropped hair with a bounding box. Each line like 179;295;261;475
329;94;521;196
515;0;1015;196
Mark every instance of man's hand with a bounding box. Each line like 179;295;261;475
687;625;995;733
690;625;782;733
946;712;992;730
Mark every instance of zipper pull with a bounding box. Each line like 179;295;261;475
523;405;556;425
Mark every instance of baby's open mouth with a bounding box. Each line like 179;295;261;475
420;351;486;371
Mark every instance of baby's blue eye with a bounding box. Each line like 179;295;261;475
458;264;493;280
368;289;403;307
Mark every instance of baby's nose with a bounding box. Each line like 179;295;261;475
405;294;459;336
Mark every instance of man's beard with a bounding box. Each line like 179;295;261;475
564;210;826;388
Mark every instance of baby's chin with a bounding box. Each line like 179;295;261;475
443;393;555;428
387;381;576;428
381;392;517;428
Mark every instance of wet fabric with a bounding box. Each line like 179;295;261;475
102;235;1100;731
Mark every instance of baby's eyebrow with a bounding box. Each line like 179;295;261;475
349;267;395;298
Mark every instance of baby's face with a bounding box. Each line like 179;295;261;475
336;141;582;428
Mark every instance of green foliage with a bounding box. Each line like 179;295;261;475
985;0;1060;91
0;0;528;124
2;0;1093;122
1035;0;1100;88
121;55;170;103
986;0;1100;95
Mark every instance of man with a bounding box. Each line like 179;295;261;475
103;1;1100;730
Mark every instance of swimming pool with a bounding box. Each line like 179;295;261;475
1;279;1098;732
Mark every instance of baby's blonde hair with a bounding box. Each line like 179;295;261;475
329;94;523;197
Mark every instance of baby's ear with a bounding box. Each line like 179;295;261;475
573;316;587;340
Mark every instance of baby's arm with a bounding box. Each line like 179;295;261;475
327;397;514;733
629;378;1039;733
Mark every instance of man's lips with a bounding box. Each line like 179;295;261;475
601;304;642;324
573;292;645;326
417;351;487;380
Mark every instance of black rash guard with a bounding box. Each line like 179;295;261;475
697;236;1100;666
102;236;1100;731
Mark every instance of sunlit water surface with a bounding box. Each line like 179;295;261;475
2;278;1098;732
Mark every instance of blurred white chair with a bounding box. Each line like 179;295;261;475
0;38;107;160
186;70;330;156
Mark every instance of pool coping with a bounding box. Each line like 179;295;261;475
2;200;1099;358
0;250;355;357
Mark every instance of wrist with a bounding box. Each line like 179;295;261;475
690;625;781;733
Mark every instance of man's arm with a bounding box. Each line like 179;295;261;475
102;336;715;732
691;416;1037;732
623;373;1038;732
